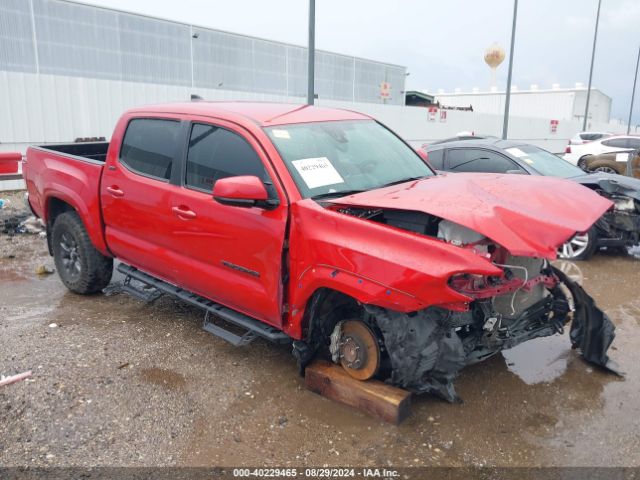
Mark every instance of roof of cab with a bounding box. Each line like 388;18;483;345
126;101;372;127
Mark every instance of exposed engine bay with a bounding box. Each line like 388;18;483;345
324;206;621;402
594;190;640;247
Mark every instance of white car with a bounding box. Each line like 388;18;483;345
563;134;640;167
569;131;611;145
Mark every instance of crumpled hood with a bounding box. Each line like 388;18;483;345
330;173;613;258
571;172;640;202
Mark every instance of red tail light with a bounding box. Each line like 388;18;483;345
565;145;572;154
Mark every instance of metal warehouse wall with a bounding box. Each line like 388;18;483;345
0;0;406;103
435;89;612;123
0;71;630;156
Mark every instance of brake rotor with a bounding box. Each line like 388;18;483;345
339;320;381;381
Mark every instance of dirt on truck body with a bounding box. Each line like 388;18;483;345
18;102;620;403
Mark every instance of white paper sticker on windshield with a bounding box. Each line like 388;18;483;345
291;157;344;189
616;152;629;162
522;157;534;164
506;147;527;158
272;129;290;139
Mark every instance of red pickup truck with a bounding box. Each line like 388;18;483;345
23;102;619;402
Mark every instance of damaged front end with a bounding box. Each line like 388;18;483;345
594;191;640;248
575;173;640;248
335;209;621;402
368;263;619;403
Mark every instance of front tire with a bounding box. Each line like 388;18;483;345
558;228;598;260
52;211;113;294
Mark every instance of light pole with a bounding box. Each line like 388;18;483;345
583;0;602;132
307;0;315;105
502;0;518;140
627;45;640;135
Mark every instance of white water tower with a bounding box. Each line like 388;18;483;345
484;43;506;89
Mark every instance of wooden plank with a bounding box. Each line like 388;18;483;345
305;360;412;424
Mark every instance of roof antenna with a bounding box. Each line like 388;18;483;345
191;94;204;101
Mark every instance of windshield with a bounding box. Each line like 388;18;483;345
505;145;585;178
265;120;434;199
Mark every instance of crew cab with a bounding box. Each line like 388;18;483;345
22;102;620;402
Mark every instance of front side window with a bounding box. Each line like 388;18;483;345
446;149;523;174
602;138;629;148
628;139;640;149
264;120;434;199
185;123;267;192
120;119;180;181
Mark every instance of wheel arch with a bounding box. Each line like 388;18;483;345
286;265;426;340
43;193;110;256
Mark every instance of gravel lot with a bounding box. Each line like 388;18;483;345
1;190;639;469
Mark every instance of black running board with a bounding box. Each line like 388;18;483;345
117;264;291;346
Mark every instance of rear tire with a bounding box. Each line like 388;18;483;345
588;160;624;175
52;211;113;294
577;156;589;171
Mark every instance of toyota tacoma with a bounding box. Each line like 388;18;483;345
22;102;619;402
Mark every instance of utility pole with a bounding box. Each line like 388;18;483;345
502;0;518;140
627;45;640;135
307;0;315;105
583;0;602;131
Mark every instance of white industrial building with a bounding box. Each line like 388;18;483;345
0;0;406;152
434;84;612;124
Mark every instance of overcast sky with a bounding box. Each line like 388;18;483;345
82;0;640;124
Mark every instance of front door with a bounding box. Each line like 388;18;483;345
167;120;288;327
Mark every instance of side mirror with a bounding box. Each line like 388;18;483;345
213;175;278;209
0;152;22;175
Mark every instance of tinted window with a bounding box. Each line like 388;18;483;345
602;138;629;148
446;149;522;173
426;149;444;169
120;119;180;181
186;123;267;192
580;133;606;141
628;139;640;149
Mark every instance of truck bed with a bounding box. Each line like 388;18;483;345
24;142;110;255
38;142;109;163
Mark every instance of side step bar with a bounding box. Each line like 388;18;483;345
117;264;291;346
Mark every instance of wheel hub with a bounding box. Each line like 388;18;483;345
60;233;81;277
340;335;366;369
337;320;381;381
558;232;589;259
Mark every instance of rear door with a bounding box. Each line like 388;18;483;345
167;118;288;327
101;114;188;283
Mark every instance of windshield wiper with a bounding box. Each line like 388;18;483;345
311;177;426;201
378;176;426;188
311;189;367;201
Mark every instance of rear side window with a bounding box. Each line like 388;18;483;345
580;133;605;141
426;149;444;169
120;119;180;181
185;123;267;192
446;148;523;173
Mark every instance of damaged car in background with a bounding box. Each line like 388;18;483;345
22;102;621;404
423;138;640;260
